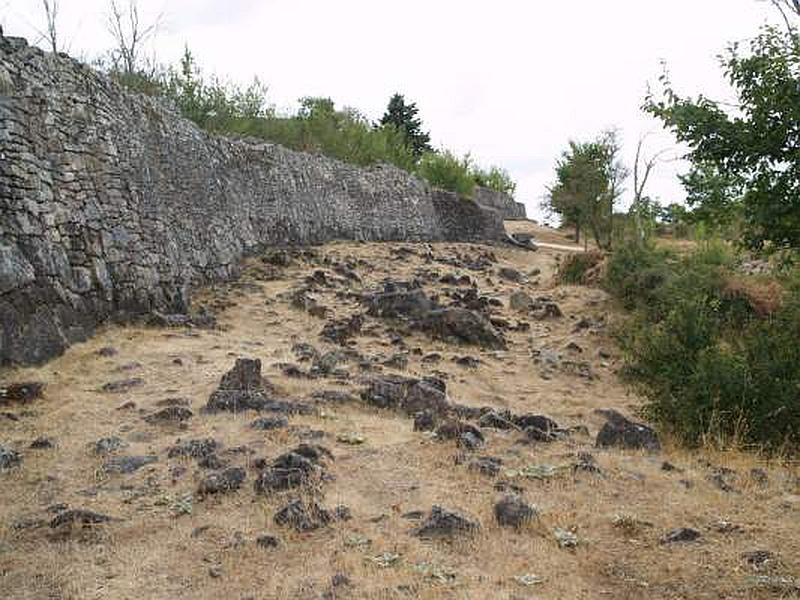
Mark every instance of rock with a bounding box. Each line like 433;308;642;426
413;410;438;432
509;291;535;312
412;506;480;539
320;314;364;345
291;343;319;362
274;498;332;532
454;355;481;368
749;468;769;487
254;445;329;494
0;381;44;404
742;550;775;570
361;375;450;416
144;406;193;424
415;308;506;350
256;534;281;549
103;455;158;474
100;378;144;393
92;436;127;455
198;467;246;495
206;358;274;412
168;438;219;459
468;455;503;477
436;419;484;444
50;509;113;529
383;353;409;370
478;410;517;430
0;445;21;470
498;267;523;282
251;416;289;430
198;454;226;470
660;527;701;544
97;346;118;357
29;437;54;449
459;431;483;450
365;287;435;320
494;495;537;528
595;410;661;452
311;390;358;404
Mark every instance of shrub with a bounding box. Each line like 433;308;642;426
609;239;799;452
472;165;517;196
415;151;476;198
557;251;605;284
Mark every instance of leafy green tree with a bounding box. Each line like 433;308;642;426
416;151;476;198
472;165;517;196
645;25;800;251
545;131;627;249
379;93;432;158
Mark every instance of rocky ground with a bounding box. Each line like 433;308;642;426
0;223;798;600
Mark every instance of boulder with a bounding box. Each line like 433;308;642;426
415;308;506;350
494;495;537;528
412;506;480;539
595;409;661;452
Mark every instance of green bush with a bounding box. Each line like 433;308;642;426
609;240;799;452
472;165;517;196
415;151;476;198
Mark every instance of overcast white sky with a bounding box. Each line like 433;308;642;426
1;1;784;219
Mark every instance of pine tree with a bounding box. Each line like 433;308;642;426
379;93;432;158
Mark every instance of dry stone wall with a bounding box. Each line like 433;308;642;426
0;33;507;365
473;187;527;220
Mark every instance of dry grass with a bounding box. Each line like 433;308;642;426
0;222;798;599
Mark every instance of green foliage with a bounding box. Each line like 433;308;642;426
608;240;800;451
645;26;800;251
472;165;517;196
545;130;628;249
379;93;432;158
416;151;476;198
556;251;604;284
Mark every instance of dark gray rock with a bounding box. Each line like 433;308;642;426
412;506;480;539
256;534;281;549
29;437;54;449
144;406;193;424
413;410;438;432
168;438;219;459
595;410;661;452
468;455;503;477
494;495;537;528
0;445;21;469
274;498;332;532
50;509;113;528
0;381;44;404
361;375;450;416
103;455;158;474
251;416;289;430
92;436;126;455
660;528;701;544
415;308;506;349
365;288;435;320
198;467;246;495
101;378;144;393
320;314;364;345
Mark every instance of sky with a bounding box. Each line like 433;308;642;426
1;1;785;220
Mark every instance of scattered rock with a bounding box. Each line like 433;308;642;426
198;467;246;495
92;436;127;455
254;445;330;494
595;409;661;452
0;445;22;470
251;416;289;430
509;291;534;312
274;498;333;532
256;534;280;549
0;381;44;404
291;342;319;363
206;358;274;412
144;406;193;424
365;287;435;320
100;378;144;393
415;308;506;350
436;419;484;444
103;455;158;474
50;509;114;529
168;438;219;459
361;375;450;416
413;410;438;432
321;314;364;345
468;455;503;477
742;550;776;570
29;437;54;449
660;527;701;544
96;347;118;357
412;505;480;539
494;495;537;528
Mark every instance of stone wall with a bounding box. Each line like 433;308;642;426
473;187;527;220
0;33;506;366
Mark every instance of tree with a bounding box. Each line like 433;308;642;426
760;0;800;31
379;93;432;158
645;25;800;250
545;130;627;250
39;0;59;53
631;136;671;245
106;0;160;76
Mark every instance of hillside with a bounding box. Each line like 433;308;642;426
1;222;797;600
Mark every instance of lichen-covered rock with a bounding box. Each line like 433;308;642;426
361;375;450;416
198;467;246;495
415;308;507;349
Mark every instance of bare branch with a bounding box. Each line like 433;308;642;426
106;0;161;75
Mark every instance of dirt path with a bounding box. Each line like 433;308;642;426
0;228;797;599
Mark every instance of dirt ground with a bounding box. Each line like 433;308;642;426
0;222;797;600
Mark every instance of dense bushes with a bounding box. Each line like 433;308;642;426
606;241;799;452
113;49;514;198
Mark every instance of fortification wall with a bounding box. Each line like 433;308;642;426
0;33;506;365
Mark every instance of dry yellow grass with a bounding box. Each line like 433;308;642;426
0;222;798;599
